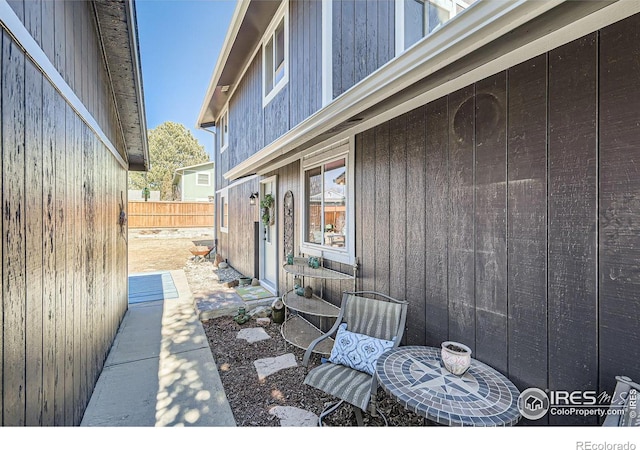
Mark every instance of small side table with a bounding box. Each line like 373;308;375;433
375;346;521;426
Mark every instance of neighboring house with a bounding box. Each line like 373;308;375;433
0;0;148;425
198;0;640;424
172;161;215;202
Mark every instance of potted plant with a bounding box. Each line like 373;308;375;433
441;341;472;376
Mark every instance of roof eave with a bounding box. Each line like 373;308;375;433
94;0;150;172
223;0;627;181
197;0;282;128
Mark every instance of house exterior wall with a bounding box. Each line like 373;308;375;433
1;0;130;426
352;14;640;425
181;166;215;202
332;0;395;98
211;3;640;426
217;178;260;279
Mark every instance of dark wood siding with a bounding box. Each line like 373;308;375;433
289;0;323;128
1;2;129;426
474;73;508;375
225;50;264;190
352;17;640;425
598;12;640;404
264;84;290;146
332;0;395;98
447;85;475;349
506;54;548;424
9;0;124;159
218;179;260;279
547;34;598;425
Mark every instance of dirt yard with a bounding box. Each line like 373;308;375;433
127;227;215;274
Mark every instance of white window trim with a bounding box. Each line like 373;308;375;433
395;0;405;57
220;106;229;153
395;0;476;56
219;189;229;233
262;0;289;108
299;138;355;265
196;172;211;186
321;0;333;106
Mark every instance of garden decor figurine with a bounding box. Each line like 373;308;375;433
234;306;250;325
308;256;320;269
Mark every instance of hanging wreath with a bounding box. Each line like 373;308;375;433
260;193;275;226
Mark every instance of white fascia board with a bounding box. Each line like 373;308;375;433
177;161;215;171
125;0;150;170
197;0;250;127
223;0;563;181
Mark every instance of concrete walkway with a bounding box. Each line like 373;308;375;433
81;270;236;427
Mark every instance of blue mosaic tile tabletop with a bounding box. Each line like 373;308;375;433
375;346;521;426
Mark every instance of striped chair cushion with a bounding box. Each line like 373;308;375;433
342;294;403;341
304;362;373;411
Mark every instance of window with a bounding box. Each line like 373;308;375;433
262;2;288;106
196;172;210;186
219;108;228;152
401;0;478;50
304;157;347;250
220;193;228;233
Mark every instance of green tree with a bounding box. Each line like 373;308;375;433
129;122;209;200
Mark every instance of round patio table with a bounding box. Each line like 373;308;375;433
375;346;521;426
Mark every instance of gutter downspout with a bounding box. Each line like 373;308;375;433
201;125;218;250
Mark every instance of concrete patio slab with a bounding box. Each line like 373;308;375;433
81;270;235;427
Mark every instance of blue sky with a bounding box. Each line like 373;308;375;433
136;0;236;159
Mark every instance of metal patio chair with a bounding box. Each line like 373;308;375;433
603;375;640;426
302;291;408;426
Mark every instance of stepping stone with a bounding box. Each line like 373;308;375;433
269;406;318;427
236;327;270;343
253;353;297;381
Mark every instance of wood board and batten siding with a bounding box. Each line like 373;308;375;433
1;1;130;426
353;15;640;425
332;0;395;98
218;179;260;279
220;0;323;193
289;0;322;128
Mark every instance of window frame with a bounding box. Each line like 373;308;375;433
300;139;355;265
395;0;476;55
219;190;229;233
262;1;289;107
219;106;229;153
196;172;211;186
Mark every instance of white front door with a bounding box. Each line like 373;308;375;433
260;177;278;292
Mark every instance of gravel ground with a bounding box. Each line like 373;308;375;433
135;232;429;427
202;315;429;427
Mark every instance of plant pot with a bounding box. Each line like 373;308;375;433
441;341;472;376
238;277;252;286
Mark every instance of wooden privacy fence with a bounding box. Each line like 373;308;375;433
128;201;214;228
